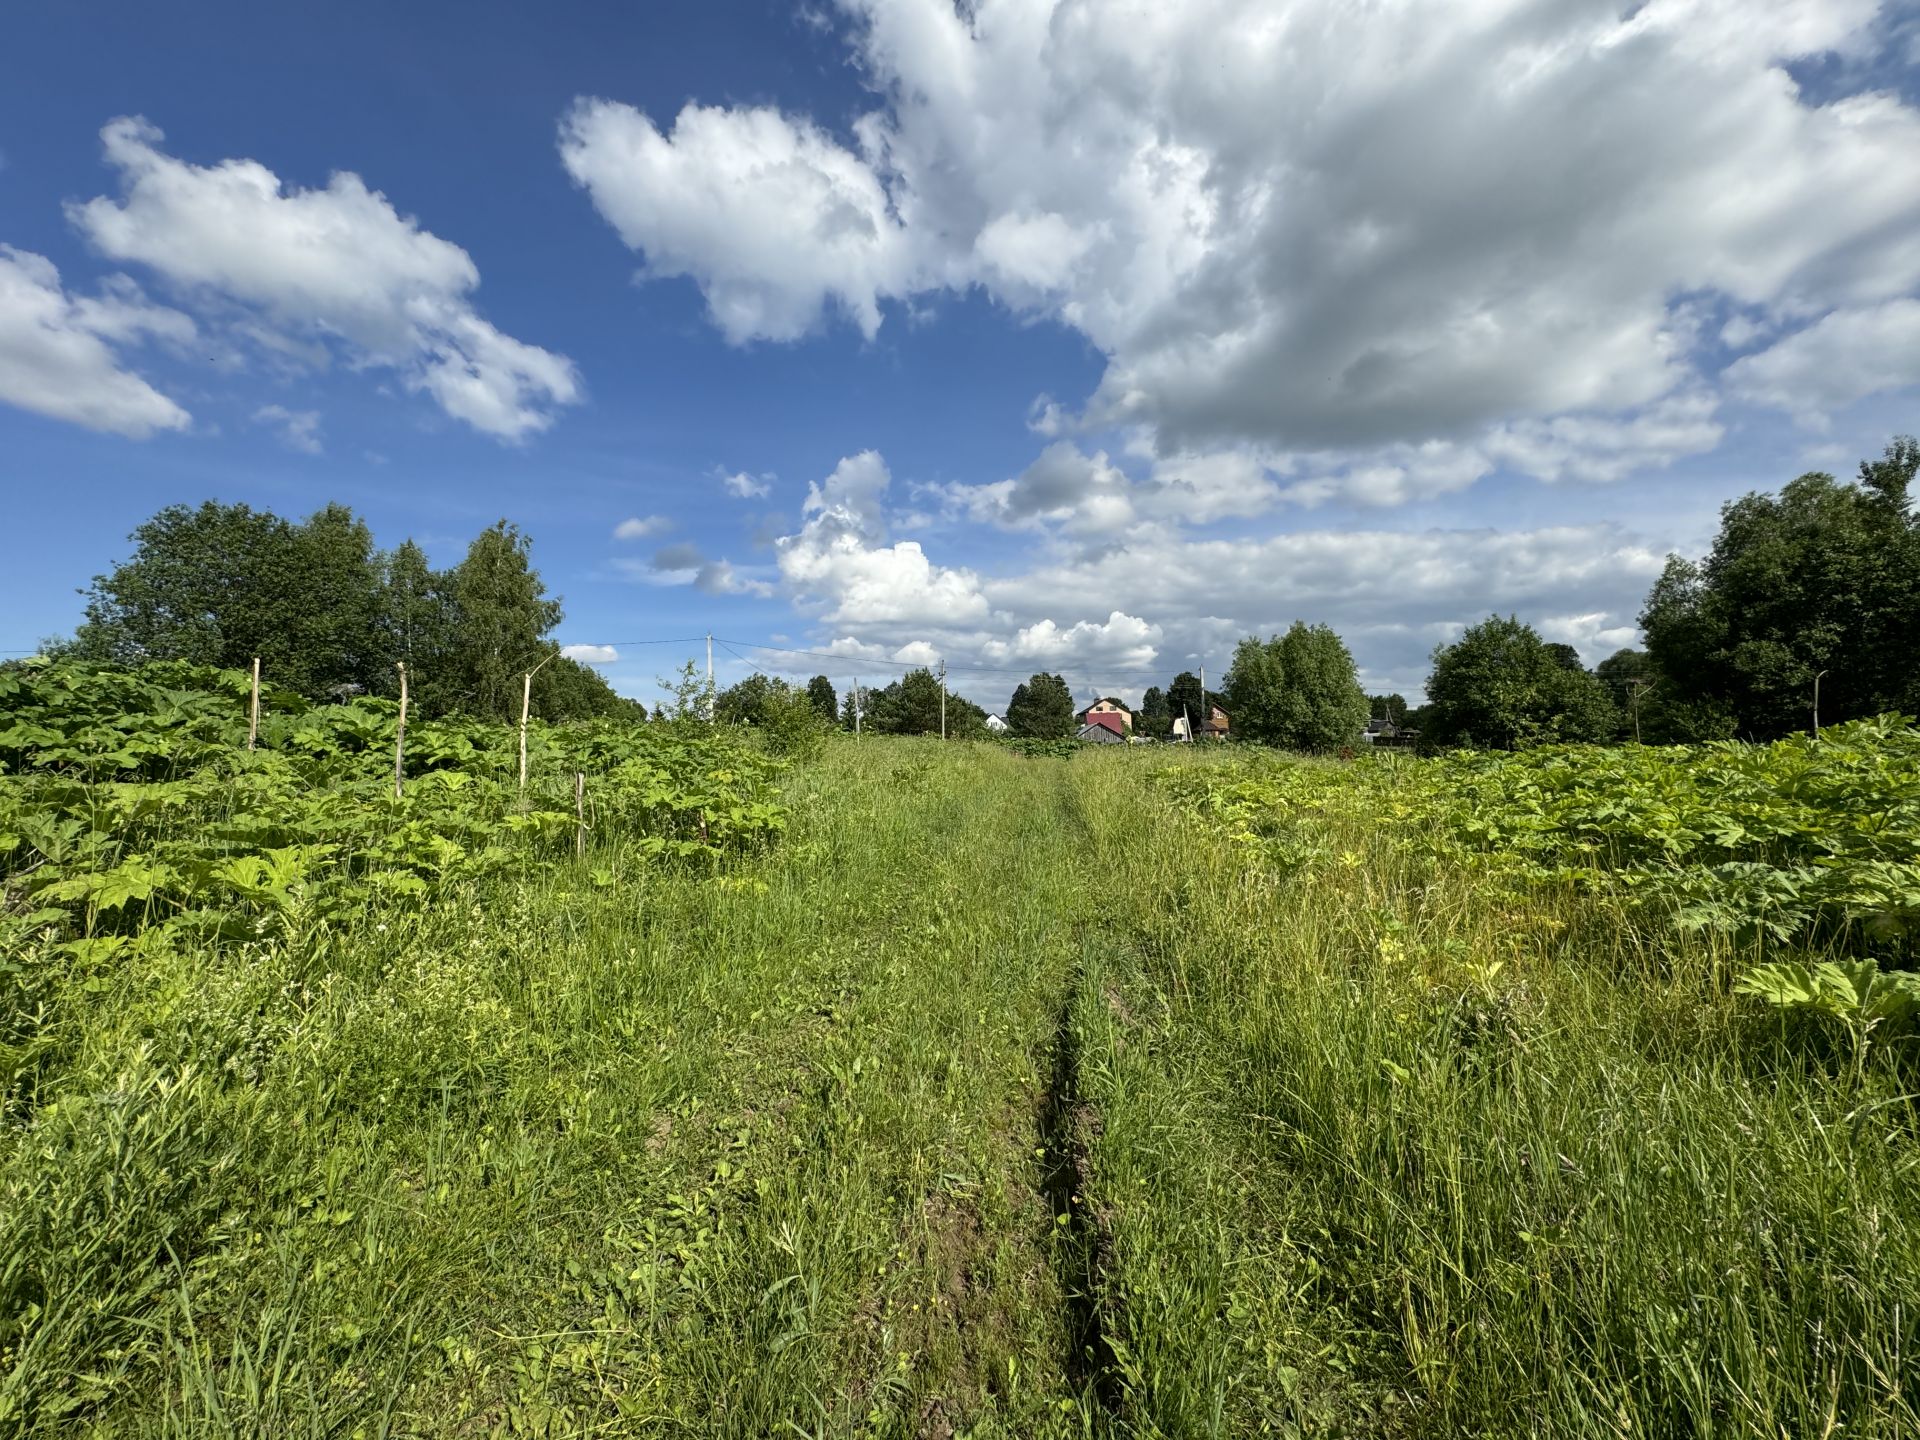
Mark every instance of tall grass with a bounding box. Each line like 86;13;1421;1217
5;736;1915;1436
1069;746;1920;1437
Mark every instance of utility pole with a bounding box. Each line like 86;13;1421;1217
854;677;862;740
1626;678;1653;745
706;633;714;720
1198;662;1206;740
939;661;947;740
1814;669;1828;739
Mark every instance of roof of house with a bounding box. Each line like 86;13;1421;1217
1084;695;1130;711
1076;722;1126;744
1082;710;1126;736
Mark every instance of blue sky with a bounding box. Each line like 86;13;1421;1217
3;0;1917;710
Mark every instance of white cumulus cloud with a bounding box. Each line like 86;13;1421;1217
561;644;620;664
560;99;917;342
71;116;579;440
0;245;192;437
613;514;669;539
562;0;1920;492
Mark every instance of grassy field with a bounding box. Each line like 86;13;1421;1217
5;734;1918;1436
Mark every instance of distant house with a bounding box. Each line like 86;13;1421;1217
1076;721;1126;745
1197;704;1230;740
985;713;1009;733
1079;697;1132;732
1081;710;1126;738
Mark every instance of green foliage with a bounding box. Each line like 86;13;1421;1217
1424;615;1617;749
0;661;787;969
1160;715;1920;959
1642;437;1920;739
1165;671;1216;735
1005;672;1076;739
1001;735;1082;760
447;521;564;721
379;538;459;713
535;655;645;722
716;673;831;758
1136;686;1171;734
1223;622;1369;752
70;502;625;725
75;501;388;698
1738;958;1920;1024
805;674;837;721
867;668;946;736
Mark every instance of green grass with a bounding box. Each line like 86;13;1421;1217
5;737;1917;1436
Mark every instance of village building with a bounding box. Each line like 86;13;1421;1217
1079;696;1132;732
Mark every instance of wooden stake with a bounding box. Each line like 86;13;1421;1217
247;656;261;752
393;662;408;799
575;772;587;858
518;670;533;790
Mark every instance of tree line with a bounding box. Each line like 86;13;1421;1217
48;500;639;722
1419;435;1918;748
37;434;1915;749
976;433;1920;752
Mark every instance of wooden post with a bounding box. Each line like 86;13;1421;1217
575;772;587;858
518;670;533;790
247;656;261;752
393;663;408;799
939;662;947;740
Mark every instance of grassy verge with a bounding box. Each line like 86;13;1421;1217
1068;746;1920;1437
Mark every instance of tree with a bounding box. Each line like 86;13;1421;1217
870;668;947;735
447;521;563;721
1368;693;1409;725
715;673;776;726
807;675;838;722
1640;438;1920;738
1423;616;1617;749
1005;672;1076;738
716;673;828;754
1137;686;1171;735
76;500;387;698
1167;671;1207;734
1223;622;1370;751
538;656;645;721
380;539;457;713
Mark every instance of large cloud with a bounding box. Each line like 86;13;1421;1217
559;100;917;342
71;117;579;440
771;450;1664;702
562;0;1920;490
0;245;193;437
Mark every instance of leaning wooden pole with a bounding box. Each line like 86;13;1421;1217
518;670;533;791
393;663;408;799
247;656;261;752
